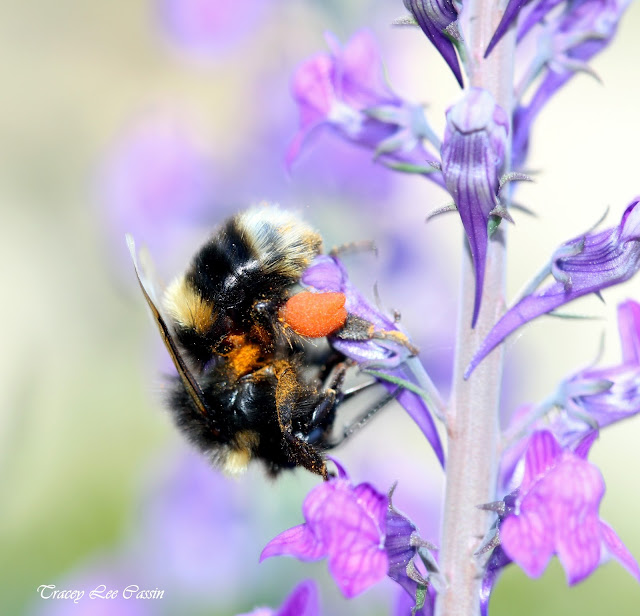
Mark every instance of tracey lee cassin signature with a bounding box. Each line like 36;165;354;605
36;584;165;602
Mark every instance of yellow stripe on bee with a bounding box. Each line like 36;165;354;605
164;277;215;334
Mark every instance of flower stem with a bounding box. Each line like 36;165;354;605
435;4;515;616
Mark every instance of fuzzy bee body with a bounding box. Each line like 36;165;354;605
163;208;323;368
130;205;361;479
169;354;338;477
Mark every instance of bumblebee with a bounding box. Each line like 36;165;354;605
129;205;385;479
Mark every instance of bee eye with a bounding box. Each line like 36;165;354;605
283;291;348;338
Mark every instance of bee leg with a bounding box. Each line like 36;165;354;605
321;361;349;392
340;379;379;400
321;360;380;403
329;239;377;258
335;314;419;356
275;368;329;480
327;387;400;448
310;389;337;428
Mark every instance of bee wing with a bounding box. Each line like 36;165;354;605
126;234;211;419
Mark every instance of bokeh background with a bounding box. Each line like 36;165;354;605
2;1;640;614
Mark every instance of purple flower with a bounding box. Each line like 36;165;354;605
100;111;215;264
301;255;445;467
236;580;319;616
402;0;463;87
133;451;264;594
486;0;629;58
261;464;432;608
500;430;640;584
556;299;640;429
287;31;443;184
441;88;509;327
509;0;632;167
156;0;268;56
466;198;640;377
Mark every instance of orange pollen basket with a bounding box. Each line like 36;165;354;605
282;291;348;338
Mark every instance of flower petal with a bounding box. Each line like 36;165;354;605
466;199;640;377
236;580;320;616
618;300;640;365
259;524;326;562
302;255;445;466
403;0;464;86
498;430;640;586
501;506;555;577
277;580;320;616
485;0;530;57
599;521;640;582
261;477;389;598
520;429;562;492
480;546;511;616
441;89;509;326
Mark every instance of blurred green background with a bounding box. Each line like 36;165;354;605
1;1;640;614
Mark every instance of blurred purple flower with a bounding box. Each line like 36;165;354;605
510;0;632;167
101;112;214;255
288;30;443;185
236;580;319;616
441;88;509;327
403;0;463;86
133;451;259;594
261;463;432;608
467;198;640;377
301;255;445;467
156;0;268;56
556;298;640;427
499;301;640;494
500;430;640;584
486;0;629;58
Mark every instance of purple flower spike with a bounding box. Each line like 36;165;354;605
441;88;509;327
403;0;463;87
500;430;640;584
288;31;443;184
260;475;389;598
236;580;319;616
467;199;640;377
302;255;445;467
